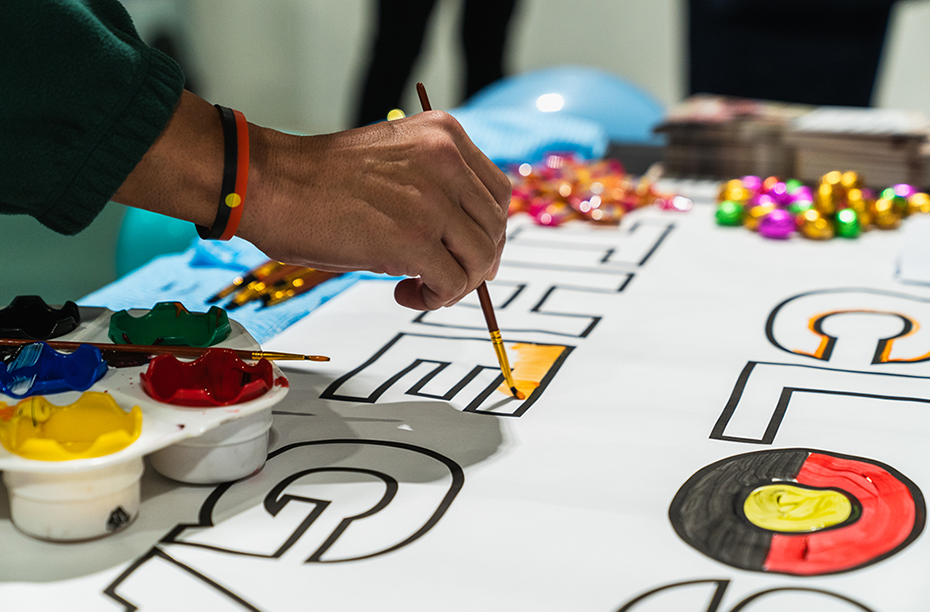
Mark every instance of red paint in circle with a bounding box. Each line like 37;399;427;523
765;452;920;575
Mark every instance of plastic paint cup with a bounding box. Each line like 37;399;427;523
148;407;273;484
2;457;143;541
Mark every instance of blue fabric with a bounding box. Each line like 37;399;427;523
80;238;394;344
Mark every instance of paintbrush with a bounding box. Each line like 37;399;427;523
0;338;329;367
226;264;307;309
207;259;285;303
416;82;524;400
262;270;343;307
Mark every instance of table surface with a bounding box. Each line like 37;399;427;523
3;181;930;611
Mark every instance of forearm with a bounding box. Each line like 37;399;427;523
112;90;510;311
111;90;295;257
112;91;226;230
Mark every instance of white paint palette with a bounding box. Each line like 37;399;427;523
0;306;289;540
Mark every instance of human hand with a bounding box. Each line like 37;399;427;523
242;109;511;310
113;91;509;311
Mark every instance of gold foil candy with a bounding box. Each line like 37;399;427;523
725;179;744;192
798;209;834;240
815;182;837;215
872;197;892;214
871;198;902;229
725;186;750;202
847;196;874;229
874;213;902;229
744;203;775;231
823;171;843;186
722;179;750;202
840;171;860;190
909;192;930;215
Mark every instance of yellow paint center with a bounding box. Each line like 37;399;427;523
743;483;852;532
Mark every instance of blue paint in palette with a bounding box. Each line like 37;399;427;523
0;342;107;398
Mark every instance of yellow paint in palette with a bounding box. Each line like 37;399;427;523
0;392;141;461
497;343;566;399
743;483;852;532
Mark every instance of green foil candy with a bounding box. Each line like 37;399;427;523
108;302;232;347
788;200;814;216
835;208;861;239
716;200;744;226
892;195;909;217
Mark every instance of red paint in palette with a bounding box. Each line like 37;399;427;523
140;348;274;406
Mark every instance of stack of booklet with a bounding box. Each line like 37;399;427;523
655;95;930;187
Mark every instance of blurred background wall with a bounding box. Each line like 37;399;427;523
4;0;930;306
126;0;930;133
127;0;686;135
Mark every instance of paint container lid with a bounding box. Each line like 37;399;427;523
148;408;273;484
3;457;143;541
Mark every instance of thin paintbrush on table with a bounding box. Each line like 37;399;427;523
0;338;329;368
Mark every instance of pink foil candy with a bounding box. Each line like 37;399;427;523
770;181;790;204
758;209;796;239
741;175;763;193
752;193;777;208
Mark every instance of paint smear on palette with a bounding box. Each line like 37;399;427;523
497;343;566;399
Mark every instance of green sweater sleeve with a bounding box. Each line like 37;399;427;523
0;0;185;235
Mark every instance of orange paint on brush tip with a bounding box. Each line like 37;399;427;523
497;344;566;399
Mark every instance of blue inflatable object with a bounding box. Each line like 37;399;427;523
116;208;198;278
464;66;665;144
449;106;608;168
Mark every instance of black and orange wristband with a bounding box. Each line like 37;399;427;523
197;104;249;241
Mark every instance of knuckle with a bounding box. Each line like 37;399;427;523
422;133;460;165
492;171;512;207
427;110;465;134
449;272;471;302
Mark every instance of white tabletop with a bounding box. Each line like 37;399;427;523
3;183;928;610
